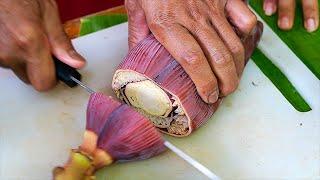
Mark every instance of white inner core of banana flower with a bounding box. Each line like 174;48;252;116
113;71;189;135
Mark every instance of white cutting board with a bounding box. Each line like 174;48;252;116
0;22;319;180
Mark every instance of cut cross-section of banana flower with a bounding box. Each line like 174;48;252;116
112;22;263;137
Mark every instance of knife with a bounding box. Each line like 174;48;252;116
54;58;220;180
54;58;94;93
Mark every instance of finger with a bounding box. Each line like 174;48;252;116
263;0;278;16
41;0;86;68
208;13;245;77
0;56;30;83
26;53;56;92
125;0;150;49
226;0;258;36
12;63;30;84
302;0;319;32
0;57;11;68
243;22;264;62
278;0;296;30
20;27;56;91
148;23;219;103
182;19;239;96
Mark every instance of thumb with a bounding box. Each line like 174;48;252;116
243;22;264;62
41;1;86;69
226;0;258;37
125;0;150;50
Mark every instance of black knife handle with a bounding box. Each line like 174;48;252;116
54;57;81;88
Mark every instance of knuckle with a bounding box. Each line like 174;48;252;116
198;79;217;95
213;51;234;67
244;14;258;30
230;42;245;58
303;6;317;16
127;9;145;23
16;26;40;48
223;54;234;66
180;50;203;67
189;9;207;22
192;13;204;22
210;15;225;28
125;0;139;13
149;11;173;31
189;20;211;33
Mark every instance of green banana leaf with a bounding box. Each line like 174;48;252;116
80;14;128;36
250;0;320;79
252;49;311;112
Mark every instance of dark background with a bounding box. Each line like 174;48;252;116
56;0;125;22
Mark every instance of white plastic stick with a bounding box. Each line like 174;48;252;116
164;141;220;180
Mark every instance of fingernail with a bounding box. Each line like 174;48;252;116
306;18;316;32
264;3;274;16
208;90;219;104
278;17;290;29
68;50;86;62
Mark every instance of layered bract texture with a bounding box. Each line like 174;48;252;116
113;22;263;137
85;93;166;162
54;93;166;179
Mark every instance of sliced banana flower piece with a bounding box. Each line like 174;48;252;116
112;26;263;137
111;35;220;137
